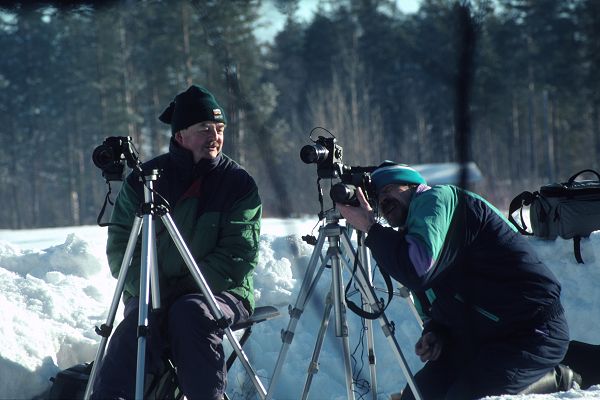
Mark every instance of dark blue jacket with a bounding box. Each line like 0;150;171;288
365;185;565;341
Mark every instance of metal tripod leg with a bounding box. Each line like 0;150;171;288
301;243;357;400
268;215;422;400
301;290;333;400
160;213;268;399
339;228;423;400
84;216;143;400
265;230;329;400
400;286;424;329
358;235;378;400
85;177;162;400
268;223;359;400
328;233;356;400
135;189;156;398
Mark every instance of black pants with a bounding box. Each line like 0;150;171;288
91;292;250;400
401;313;569;400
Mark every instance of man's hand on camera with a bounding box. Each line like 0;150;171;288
336;187;376;233
415;331;443;362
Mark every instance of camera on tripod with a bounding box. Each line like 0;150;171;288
300;135;344;179
300;130;378;208
283;129;424;400
331;169;377;207
92;136;140;181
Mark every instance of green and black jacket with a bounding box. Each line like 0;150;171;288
106;139;261;312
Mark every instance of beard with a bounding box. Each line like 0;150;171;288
380;198;408;227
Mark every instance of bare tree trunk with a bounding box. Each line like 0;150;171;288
511;94;521;183
526;34;538;180
226;63;242;164
348;31;361;162
416;110;427;164
542;89;555;181
92;16;112;213
119;9;138;148
151;86;167;155
181;2;193;87
73;112;84;225
31;137;41;227
526;84;537;177
66;116;77;225
486;124;497;179
594;102;600;171
8;120;23;228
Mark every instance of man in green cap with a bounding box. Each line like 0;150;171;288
91;85;261;400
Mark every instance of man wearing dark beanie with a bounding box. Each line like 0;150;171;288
91;85;261;400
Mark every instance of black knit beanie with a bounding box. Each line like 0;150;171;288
159;85;227;134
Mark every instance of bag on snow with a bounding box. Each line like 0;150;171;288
508;169;600;263
47;360;182;400
48;363;91;399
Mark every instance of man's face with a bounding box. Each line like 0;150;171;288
377;184;413;227
175;121;225;162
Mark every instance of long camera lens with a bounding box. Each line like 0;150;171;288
92;145;116;169
330;183;358;206
300;144;329;164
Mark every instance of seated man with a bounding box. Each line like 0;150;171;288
337;163;569;399
91;85;261;400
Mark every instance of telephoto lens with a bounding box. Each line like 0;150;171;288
330;183;359;207
92;144;117;170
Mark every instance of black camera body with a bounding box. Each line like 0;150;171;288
300;136;344;179
92;136;139;181
301;132;377;208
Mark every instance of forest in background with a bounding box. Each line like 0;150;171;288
0;0;598;228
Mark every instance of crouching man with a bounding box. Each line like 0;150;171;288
337;163;569;399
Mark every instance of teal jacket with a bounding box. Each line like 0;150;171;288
106;140;261;312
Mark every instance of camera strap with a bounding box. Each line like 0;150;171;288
97;182;117;227
345;256;394;320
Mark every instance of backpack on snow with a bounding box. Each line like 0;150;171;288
508;169;600;264
47;360;183;400
47;363;91;399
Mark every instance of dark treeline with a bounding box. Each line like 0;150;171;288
0;0;598;228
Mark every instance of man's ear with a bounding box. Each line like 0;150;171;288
174;131;183;144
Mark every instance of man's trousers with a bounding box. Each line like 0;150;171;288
400;312;569;400
91;292;250;400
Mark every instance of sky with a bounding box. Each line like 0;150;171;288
256;0;422;43
0;214;599;399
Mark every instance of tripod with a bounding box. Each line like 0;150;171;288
265;209;422;400
84;170;267;400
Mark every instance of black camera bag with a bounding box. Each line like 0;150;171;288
47;361;182;400
48;363;91;399
508;169;600;263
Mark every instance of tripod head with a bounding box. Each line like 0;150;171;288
301;208;347;246
323;208;343;225
136;169;172;218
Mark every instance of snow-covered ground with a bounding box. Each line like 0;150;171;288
0;218;599;399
